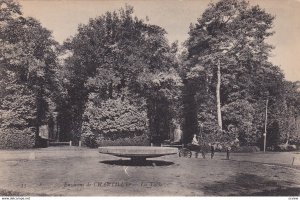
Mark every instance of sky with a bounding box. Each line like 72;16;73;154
18;0;300;82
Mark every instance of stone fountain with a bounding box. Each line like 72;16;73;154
98;146;178;161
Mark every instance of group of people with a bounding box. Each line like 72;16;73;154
173;124;239;159
191;134;239;159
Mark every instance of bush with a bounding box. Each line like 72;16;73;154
81;97;149;148
232;146;260;153
81;132;98;148
0;130;35;149
97;132;150;147
288;145;297;151
81;132;150;148
0;79;37;149
275;144;297;152
82;98;148;134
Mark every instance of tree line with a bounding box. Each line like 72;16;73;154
0;0;299;149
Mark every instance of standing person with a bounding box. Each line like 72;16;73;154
226;138;239;160
210;143;215;159
226;146;231;160
173;124;182;144
210;142;222;159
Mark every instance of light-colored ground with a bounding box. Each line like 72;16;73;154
0;146;300;196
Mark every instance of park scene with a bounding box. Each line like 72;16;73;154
1;0;300;196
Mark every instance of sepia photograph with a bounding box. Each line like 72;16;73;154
0;0;300;197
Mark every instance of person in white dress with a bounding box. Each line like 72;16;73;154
192;134;199;145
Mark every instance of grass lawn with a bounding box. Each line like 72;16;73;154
0;146;300;196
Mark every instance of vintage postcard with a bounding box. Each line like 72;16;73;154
0;0;300;197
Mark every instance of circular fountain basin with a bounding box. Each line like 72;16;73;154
99;146;178;161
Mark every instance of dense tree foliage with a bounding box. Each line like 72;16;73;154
0;0;59;147
182;0;297;147
60;5;180;145
1;0;299;149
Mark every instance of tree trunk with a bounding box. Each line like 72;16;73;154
264;98;268;152
216;60;222;130
285;113;295;145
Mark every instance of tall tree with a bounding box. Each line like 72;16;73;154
0;0;59;147
61;5;180;144
183;0;281;145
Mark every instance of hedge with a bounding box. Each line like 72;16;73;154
0;131;35;149
274;144;297;152
232;146;261;152
82;132;150;148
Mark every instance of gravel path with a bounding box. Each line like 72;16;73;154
0;147;300;196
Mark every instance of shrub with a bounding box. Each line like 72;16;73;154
0;80;36;149
81;97;149;147
81;132;98;148
232;146;260;153
0;130;35;149
97;132;150;147
287;145;297;151
275;144;297;152
82;132;150;148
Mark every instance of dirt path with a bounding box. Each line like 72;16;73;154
0;147;300;196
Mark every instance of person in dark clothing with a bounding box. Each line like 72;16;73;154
226;146;231;160
210;143;215;159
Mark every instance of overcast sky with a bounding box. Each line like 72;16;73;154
19;0;300;82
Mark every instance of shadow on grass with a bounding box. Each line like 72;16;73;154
203;173;299;196
100;159;174;166
229;159;300;170
251;187;300;196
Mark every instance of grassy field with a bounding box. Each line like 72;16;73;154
0;146;300;196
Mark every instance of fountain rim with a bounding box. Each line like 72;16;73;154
98;146;178;158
